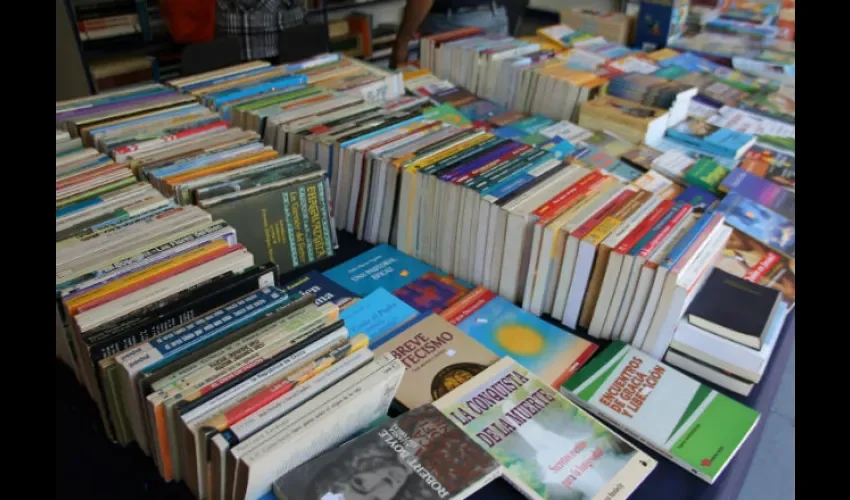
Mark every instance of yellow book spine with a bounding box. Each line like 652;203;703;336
65;240;228;313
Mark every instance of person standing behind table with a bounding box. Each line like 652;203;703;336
215;0;306;63
391;0;510;68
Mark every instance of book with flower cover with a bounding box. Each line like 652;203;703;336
434;357;656;500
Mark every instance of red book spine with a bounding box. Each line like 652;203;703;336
74;244;242;314
638;203;693;258
572;189;636;241
614;199;675;254
533;170;607;224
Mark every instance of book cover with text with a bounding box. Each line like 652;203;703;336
435;358;655;500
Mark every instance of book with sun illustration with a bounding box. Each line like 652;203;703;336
562;342;761;484
439;287;597;388
433;357;656;500
323;243;469;297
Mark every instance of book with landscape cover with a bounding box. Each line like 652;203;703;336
440;287;597;388
562;342;760;484
376;313;499;410
205;177;335;272
686;268;783;350
272;404;502;500
434;357;656;500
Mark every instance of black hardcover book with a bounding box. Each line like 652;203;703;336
206;177;335;272
686;268;782;350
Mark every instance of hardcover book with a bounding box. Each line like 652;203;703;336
686;268;783;350
272;404;502;500
434;357;656;499
562;342;760;484
440;287;597;388
376;313;499;409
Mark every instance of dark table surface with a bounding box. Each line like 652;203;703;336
55;231;795;499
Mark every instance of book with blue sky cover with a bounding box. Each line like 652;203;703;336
434;357;656;499
562;342;760;484
440;287;597;388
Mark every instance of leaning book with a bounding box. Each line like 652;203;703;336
434;357;656;500
272;404;502;499
562;342;760;484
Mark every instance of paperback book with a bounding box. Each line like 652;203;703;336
562;342;760;484
434;357;656;499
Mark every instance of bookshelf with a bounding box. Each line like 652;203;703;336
64;0;184;95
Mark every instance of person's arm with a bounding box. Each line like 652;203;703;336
391;0;434;68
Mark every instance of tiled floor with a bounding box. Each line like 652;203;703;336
739;341;795;499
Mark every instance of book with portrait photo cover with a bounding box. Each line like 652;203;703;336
272;404;502;500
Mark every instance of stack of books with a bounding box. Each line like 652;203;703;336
55;19;798;498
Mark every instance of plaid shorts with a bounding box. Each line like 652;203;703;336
215;0;306;61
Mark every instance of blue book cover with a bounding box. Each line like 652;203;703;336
667;119;755;158
282;270;357;309
323;244;445;296
635;0;689;50
720;168;795;221
676;185;719;213
340;288;420;346
661;211;723;269
716;192;795;258
458;98;506;122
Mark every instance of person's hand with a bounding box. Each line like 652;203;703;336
390;39;409;70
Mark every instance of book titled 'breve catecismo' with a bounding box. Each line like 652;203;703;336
562;342;760;484
434;358;656;500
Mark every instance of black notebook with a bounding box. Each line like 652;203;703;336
686;268;782;350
